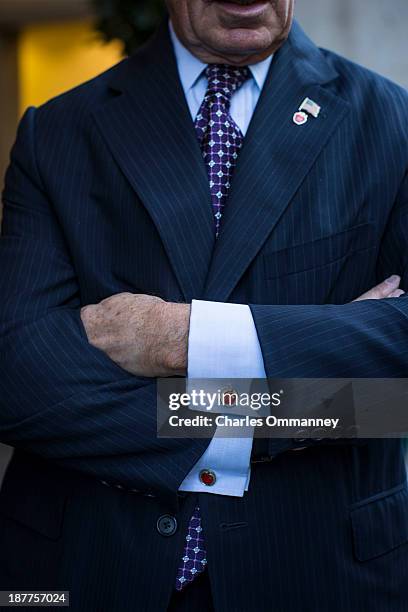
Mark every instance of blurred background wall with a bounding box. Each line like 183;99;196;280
0;0;122;198
0;0;407;482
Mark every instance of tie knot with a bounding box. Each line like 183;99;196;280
204;64;249;103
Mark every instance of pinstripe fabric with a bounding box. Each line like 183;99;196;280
1;19;408;612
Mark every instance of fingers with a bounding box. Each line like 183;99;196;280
387;289;405;298
353;275;402;301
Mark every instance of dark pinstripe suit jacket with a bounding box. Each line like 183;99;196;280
1;20;408;612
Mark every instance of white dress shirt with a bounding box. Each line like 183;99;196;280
169;23;269;497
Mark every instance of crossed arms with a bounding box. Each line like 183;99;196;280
1;108;408;499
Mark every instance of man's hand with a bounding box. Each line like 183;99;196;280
353;275;405;301
81;293;190;377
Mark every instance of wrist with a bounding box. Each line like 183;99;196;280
158;302;190;376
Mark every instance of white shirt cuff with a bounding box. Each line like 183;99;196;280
178;300;266;497
187;300;266;378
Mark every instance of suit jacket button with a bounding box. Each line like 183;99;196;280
157;515;178;537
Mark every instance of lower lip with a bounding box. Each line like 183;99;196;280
213;1;270;18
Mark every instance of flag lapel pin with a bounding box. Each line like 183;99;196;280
293;97;321;125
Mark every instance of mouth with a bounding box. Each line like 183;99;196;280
206;0;271;19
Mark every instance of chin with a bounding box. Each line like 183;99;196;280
212;29;272;55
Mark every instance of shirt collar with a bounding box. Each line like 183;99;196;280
249;54;273;91
169;20;273;95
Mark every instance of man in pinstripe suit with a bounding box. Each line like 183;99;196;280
1;0;408;610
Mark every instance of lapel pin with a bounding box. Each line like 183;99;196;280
293;111;308;126
300;97;321;118
293;97;321;125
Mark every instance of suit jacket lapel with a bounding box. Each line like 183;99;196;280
203;22;351;302
92;23;215;302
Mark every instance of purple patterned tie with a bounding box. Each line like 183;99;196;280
175;505;206;590
195;64;250;236
175;64;249;592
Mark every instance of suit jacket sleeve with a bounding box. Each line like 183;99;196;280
0;108;206;499
250;171;408;379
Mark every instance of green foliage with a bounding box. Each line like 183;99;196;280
93;0;167;56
